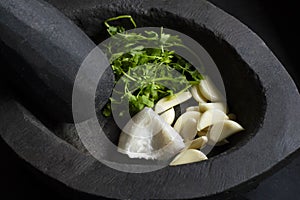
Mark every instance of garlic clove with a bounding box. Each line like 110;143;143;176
155;91;192;114
159;108;175;125
199;76;223;102
215;139;230;146
197;109;228;131
198;130;207;137
174;111;201;133
228;113;237;120
190;85;207;103
207;120;244;143
197;127;209;136
185;136;208;149
179;118;198;142
197;110;228;131
170;149;208;166
186;106;200;112
199;102;228;113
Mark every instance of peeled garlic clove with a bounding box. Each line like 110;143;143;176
199;102;227;113
207;120;244;143
155;91;192;114
228;113;237;120
199;76;222;102
198;130;207;137
197;127;209;136
170;149;208;166
186;106;200;112
159;108;175;125
190;85;207;103
118;108;185;160
174;111;201;133
215;139;229;146
185;136;208;149
197;109;228;131
179;118;198;142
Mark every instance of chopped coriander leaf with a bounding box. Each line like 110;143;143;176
102;15;203;117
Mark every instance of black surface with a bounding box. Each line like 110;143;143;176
0;0;300;199
209;0;299;90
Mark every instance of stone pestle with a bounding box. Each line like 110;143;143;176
0;0;114;122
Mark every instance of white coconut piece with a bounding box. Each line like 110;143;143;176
159;108;175;125
199;102;228;113
197;109;229;131
155;91;192;114
169;149;208;166
190;85;207;103
199;76;223;102
118;108;185;160
207;120;244;143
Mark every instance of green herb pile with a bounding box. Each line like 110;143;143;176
102;15;203;117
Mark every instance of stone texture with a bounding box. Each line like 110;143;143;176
0;0;114;122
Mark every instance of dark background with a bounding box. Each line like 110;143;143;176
0;0;299;199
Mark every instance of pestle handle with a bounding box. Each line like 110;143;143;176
0;0;114;122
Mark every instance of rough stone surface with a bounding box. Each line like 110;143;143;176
0;0;300;199
0;0;114;122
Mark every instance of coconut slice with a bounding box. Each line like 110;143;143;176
199;102;227;113
185;136;208;149
169;149;208;166
159;108;175;125
190;85;207;103
118;108;185;160
155;92;192;114
197;109;229;131
199;76;223;102
207;120;244;143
